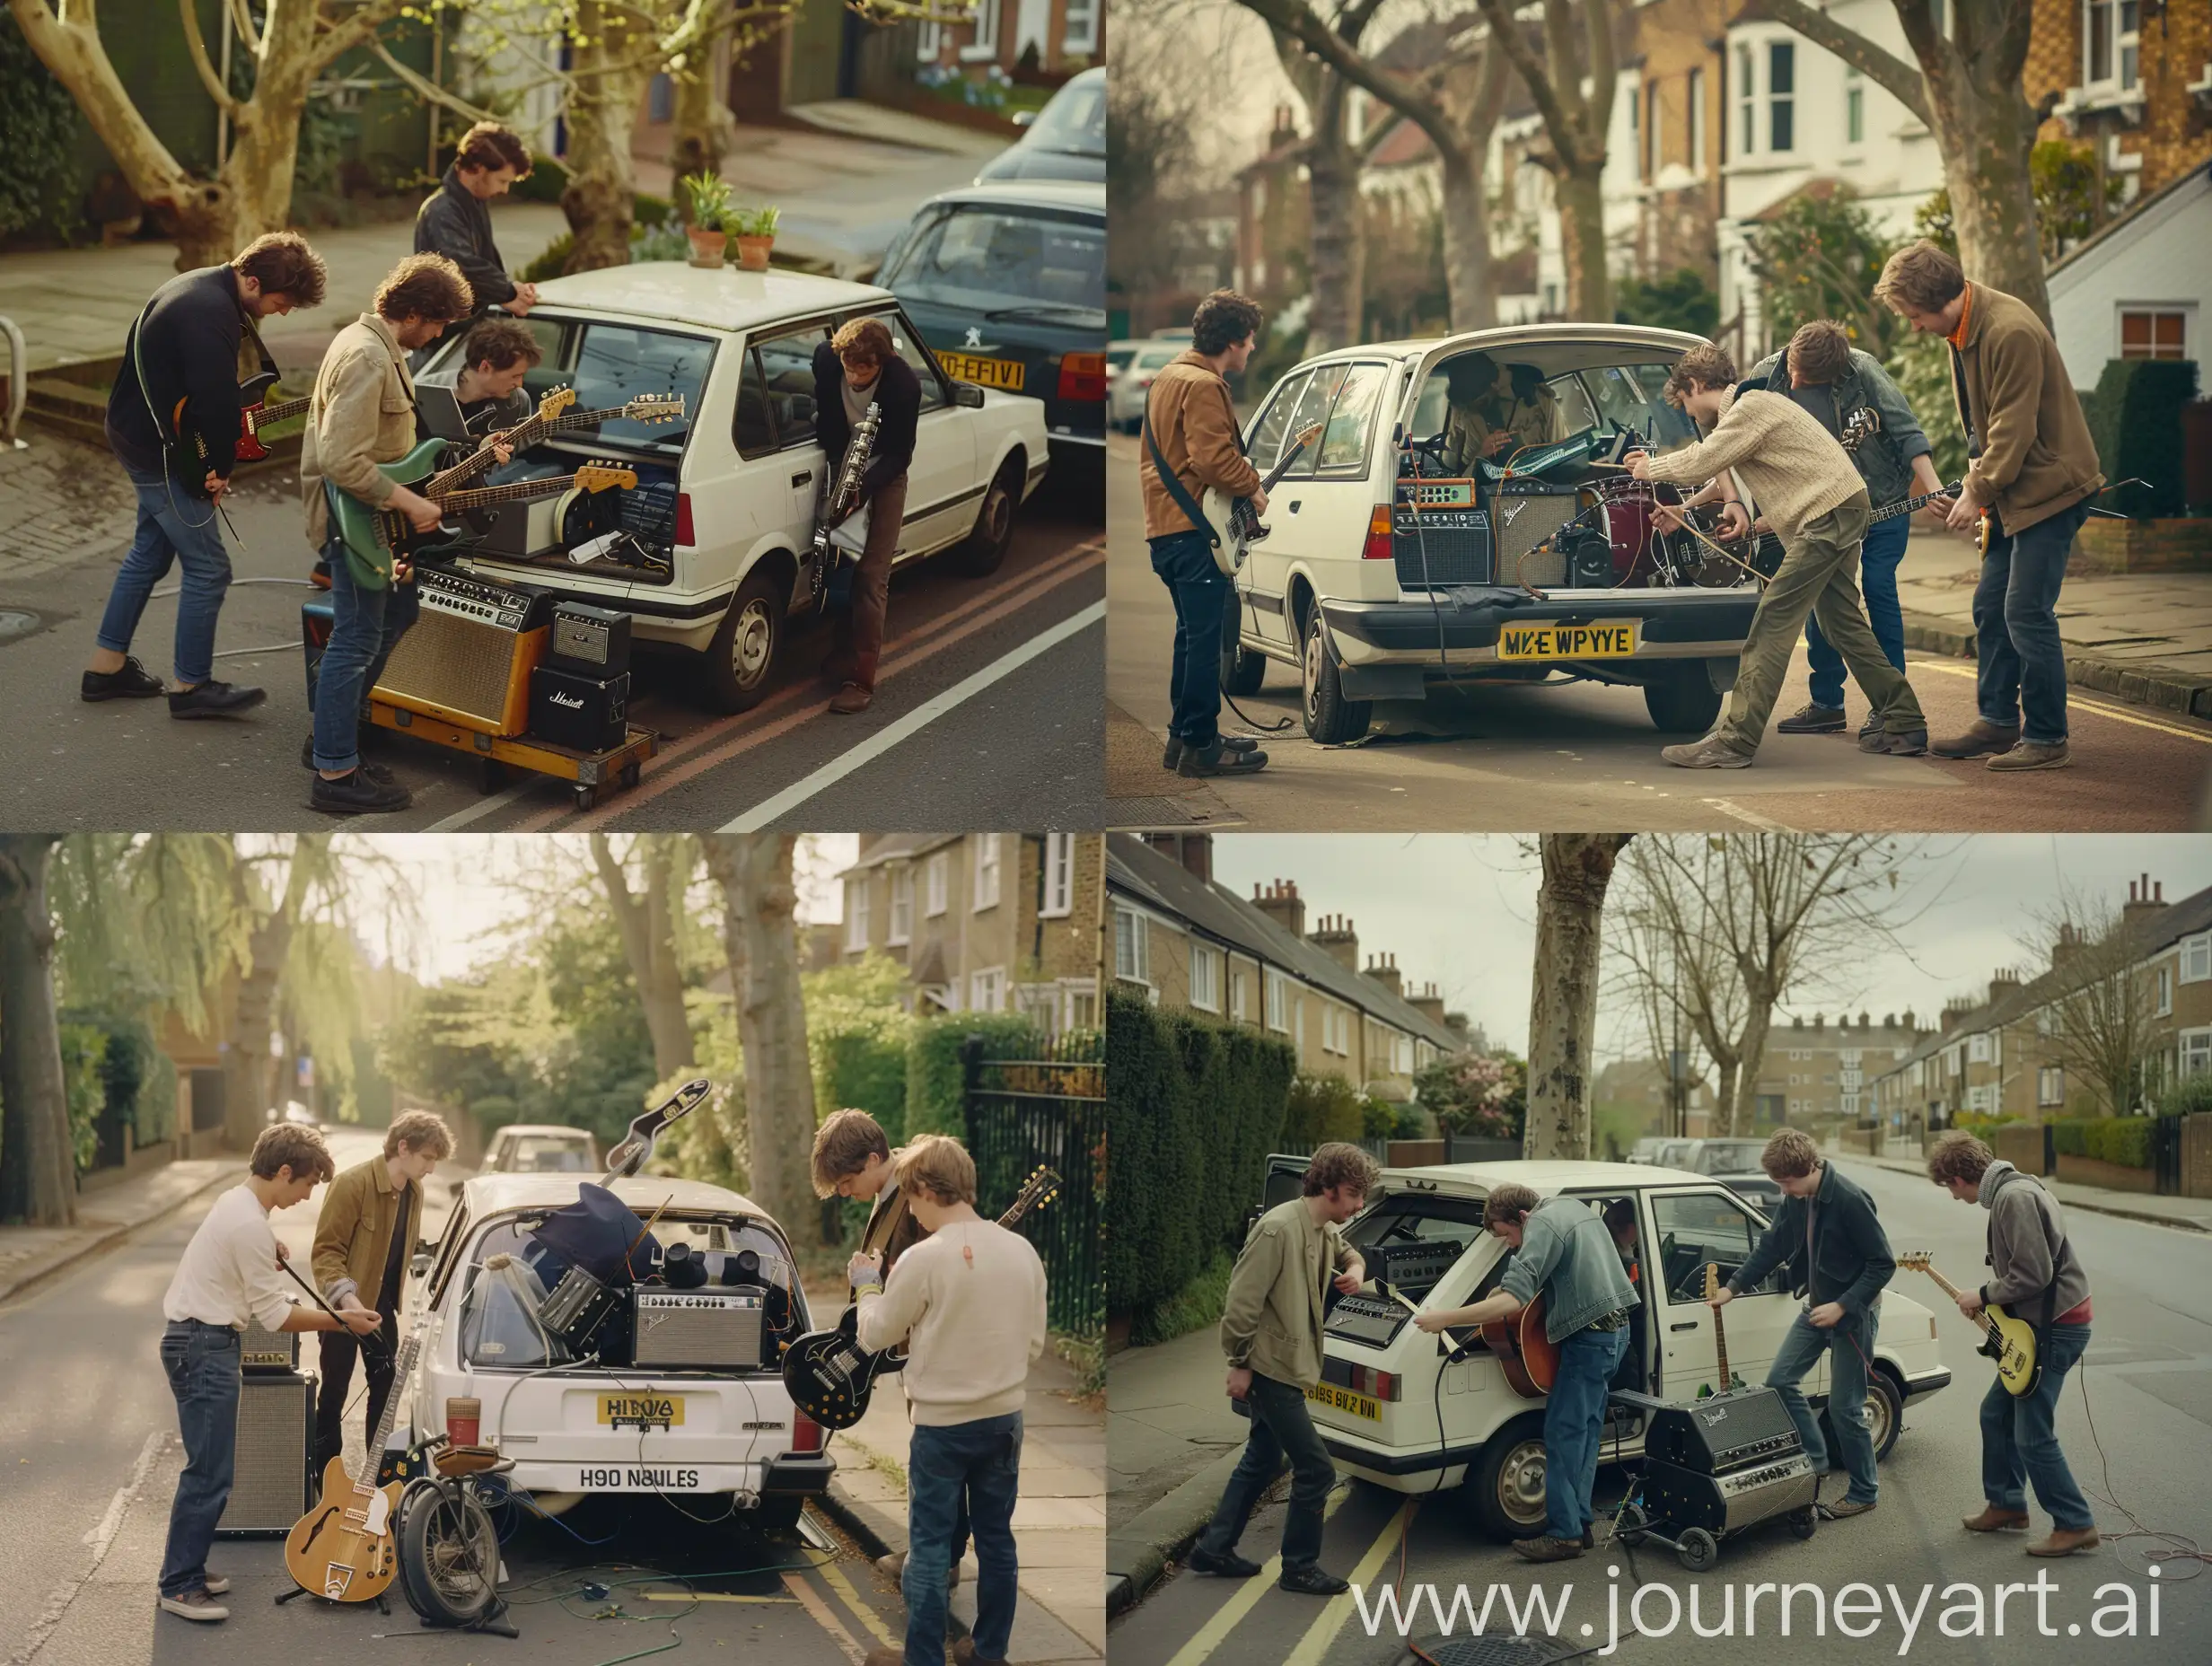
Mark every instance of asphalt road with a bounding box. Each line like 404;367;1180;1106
1102;437;2212;832
0;452;1102;832
0;1131;909;1666
1106;1159;2212;1666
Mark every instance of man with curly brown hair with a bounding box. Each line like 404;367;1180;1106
812;317;921;715
414;120;539;329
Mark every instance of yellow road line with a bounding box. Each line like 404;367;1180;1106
821;1559;902;1651
784;1569;868;1666
1282;1498;1418;1666
1914;661;2212;744
639;1589;798;1603
1163;1486;1352;1666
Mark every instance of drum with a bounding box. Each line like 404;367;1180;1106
538;1265;620;1354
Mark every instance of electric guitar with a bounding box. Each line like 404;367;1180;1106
329;443;635;569
1205;424;1322;576
1896;1251;2039;1396
601;1077;713;1182
431;388;687;494
1725;478;1965;575
782;1166;1060;1429
1702;1260;1747;1396
233;368;309;462
283;1311;428;1601
1480;1287;1558;1399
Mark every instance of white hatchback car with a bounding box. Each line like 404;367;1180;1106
1225;325;1767;742
419;264;1053;713
403;1173;830;1532
1264;1158;1950;1540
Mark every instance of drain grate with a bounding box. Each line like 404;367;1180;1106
1408;1633;1599;1666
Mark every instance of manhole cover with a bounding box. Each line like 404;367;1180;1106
0;610;43;645
1409;1635;1597;1666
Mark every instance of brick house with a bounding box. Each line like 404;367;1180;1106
913;0;1105;79
1754;1009;1928;1130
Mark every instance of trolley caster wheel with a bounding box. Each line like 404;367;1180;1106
1676;1527;1717;1573
477;758;508;794
1788;1506;1818;1540
619;761;640;791
574;785;598;812
1615;1503;1649;1548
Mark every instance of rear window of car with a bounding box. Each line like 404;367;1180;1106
1109;346;1138;371
1694;1142;1769;1174
422;316;712;459
880;206;1105;317
1025;75;1106;158
506;1136;593;1172
1343;1193;1488;1296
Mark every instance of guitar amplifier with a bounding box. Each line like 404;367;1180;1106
1645;1385;1804;1475
1368;1240;1465;1293
374;568;552;737
1322;1293;1411;1349
529;665;628;753
632;1289;764;1370
548;602;631;677
241;1316;300;1373
1641;1451;1819;1536
1391;506;1492;588
1491;481;1588;588
215;1370;315;1536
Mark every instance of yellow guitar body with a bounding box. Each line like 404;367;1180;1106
1987;1302;2040;1397
282;1455;401;1601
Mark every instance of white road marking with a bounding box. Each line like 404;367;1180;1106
718;598;1106;832
424;778;534;832
13;1431;171;1666
1702;796;1794;830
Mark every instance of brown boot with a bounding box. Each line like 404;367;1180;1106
952;1641;1005;1666
1963;1505;2031;1532
2027;1526;2101;1556
830;681;873;714
1987;739;2070;771
1930;718;2021;758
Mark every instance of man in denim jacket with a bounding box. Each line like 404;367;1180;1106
1418;1183;1639;1562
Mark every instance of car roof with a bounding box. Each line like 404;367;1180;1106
920;180;1105;216
1382;1158;1709;1192
526;264;897;335
491;1124;594;1139
1296;321;1713;370
456;1171;772;1221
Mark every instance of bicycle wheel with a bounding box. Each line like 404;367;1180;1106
398;1485;501;1625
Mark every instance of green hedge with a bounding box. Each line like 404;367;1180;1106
2156;1074;2212;1117
1105;986;1295;1319
1281;1072;1366;1149
2085;358;2199;520
904;1012;1044;1139
822;1031;908;1144
57;1024;108;1176
2050;1117;2154;1167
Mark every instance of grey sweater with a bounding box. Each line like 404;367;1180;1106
1981;1161;2091;1324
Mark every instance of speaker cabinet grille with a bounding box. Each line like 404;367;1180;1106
1391;508;1492;587
374;572;549;736
632;1291;763;1370
216;1371;314;1535
1491;487;1585;588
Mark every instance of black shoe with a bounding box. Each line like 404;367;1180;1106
1777;702;1846;734
82;656;166;702
309;768;412;815
1163;733;1260;770
1178;741;1268;778
1185;1545;1261;1578
301;737;396;785
1278;1565;1349;1596
169;680;267;720
1583;1525;1596;1549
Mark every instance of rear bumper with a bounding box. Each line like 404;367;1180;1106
1900;1366;1953;1399
766;1453;837;1495
502;1451;835;1495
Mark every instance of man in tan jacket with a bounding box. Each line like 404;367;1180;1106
1138;289;1269;778
1876;241;2106;771
302;254;479;815
1187;1143;1374;1596
309;1110;451;1476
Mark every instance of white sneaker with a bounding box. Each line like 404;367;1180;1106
158;1591;229;1622
202;1576;230;1595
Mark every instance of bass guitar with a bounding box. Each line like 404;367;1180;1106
1205;424;1321;576
1723;478;1964;576
431;388;688;494
782;1166;1060;1429
283;1311;428;1601
330;443;635;570
1702;1260;1746;1396
1896;1250;2039;1396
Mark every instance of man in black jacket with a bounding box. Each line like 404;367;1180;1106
1710;1127;1893;1516
413;122;538;348
83;232;327;719
812;317;920;715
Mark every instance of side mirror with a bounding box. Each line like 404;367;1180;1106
952;381;986;409
1012;109;1037;128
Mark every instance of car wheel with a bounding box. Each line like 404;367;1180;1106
701;566;787;715
947;456;1022;577
1644;660;1723;732
1465;1418;1550;1542
1302;604;1372;744
1816;1367;1903;1463
753;1494;805;1535
1219;590;1266;695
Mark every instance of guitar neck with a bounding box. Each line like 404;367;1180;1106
1907;1260;2006;1345
1867;481;1961;522
1713;1300;1731;1390
255;395;312;426
433;473;584;513
351;1333;418;1504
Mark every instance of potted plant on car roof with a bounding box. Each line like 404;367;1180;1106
679;172;734;267
728;204;780;271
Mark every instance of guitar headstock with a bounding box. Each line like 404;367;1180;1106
1841;405;1882;452
575;461;638;494
536;385;578;424
1895;1250;1934;1273
1291;423;1323;451
1703;1260;1722;1302
1005;1165;1062;1222
625;394;686;425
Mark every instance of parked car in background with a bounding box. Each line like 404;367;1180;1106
1681;1136;1786;1211
484;1124;601;1175
1626;1136;1669;1164
976;66;1106;183
267;1100;324;1130
1109;339;1186;434
879;180;1106;466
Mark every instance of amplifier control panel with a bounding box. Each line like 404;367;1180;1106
1718;1452;1816;1494
1370;1240;1464;1293
1324;1293;1410;1349
420;570;538;631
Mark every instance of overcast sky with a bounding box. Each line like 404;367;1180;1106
1207;836;2212;1060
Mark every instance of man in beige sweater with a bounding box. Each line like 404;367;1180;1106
852;1136;1045;1666
1628;343;1927;767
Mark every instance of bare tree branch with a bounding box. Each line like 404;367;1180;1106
178;0;246;117
1234;0;1463;174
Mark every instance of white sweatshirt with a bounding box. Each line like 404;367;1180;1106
854;1217;1047;1425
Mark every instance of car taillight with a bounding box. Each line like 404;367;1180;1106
1347;1365;1400;1401
1058;351;1108;402
1361;504;1393;560
790;1409;824;1453
445;1397;481;1446
675;491;695;547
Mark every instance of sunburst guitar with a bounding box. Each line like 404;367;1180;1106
283;1315;427;1600
1897;1250;2038;1395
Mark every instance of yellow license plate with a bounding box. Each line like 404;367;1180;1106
599;1392;685;1430
1306;1382;1381;1422
937;351;1023;390
1497;620;1640;661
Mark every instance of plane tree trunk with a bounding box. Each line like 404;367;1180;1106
1523;834;1632;1161
0;837;73;1227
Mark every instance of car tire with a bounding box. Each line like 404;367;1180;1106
1220;590;1266;695
1302;604;1372;745
701;566;788;715
1644;660;1723;732
753;1494;805;1536
1465;1416;1551;1542
1815;1366;1904;1464
947;456;1023;577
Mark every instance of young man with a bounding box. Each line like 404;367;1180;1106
87;232;327;720
1731;319;1952;741
1416;1184;1640;1561
309;1110;451;1477
158;1123;381;1623
1628;343;1927;767
1188;1142;1374;1594
812;317;921;715
1139;288;1270;779
1711;1127;1893;1518
850;1136;1046;1666
414;315;541;443
301;253;487;815
413;121;539;337
1876;241;2107;771
1443;355;1564;470
1926;1132;2098;1556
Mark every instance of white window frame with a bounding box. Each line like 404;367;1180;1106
1113;907;1150;986
2183;932;2212;985
888;866;914;946
2182;1027;2212;1080
1688;66;1707;177
1266;969;1289;1034
1394;1033;1412;1076
2118;304;2192;363
963;0;1002;62
972;834;1002;911
925;851;949;917
1844;66;1865;148
1230;967;1250;1022
1189;943;1221;1013
1040;833;1075;918
1735;43;1756;156
1066;985;1099;1031
1063;0;1098;55
1645;78;1660;180
2158;965;2175;1016
1968;1033;1991;1064
917;18;942;60
1627;82;1641;181
970;966;1005;1013
845;877;871;951
2082;0;2140;95
2038;1065;2066;1108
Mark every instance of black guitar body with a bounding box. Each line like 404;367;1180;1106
782;1305;903;1430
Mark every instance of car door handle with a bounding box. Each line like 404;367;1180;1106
790;470;812;487
1288;500;1302;513
1669;1321;1700;1332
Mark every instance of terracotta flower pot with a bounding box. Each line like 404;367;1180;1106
734;234;774;272
686;226;728;268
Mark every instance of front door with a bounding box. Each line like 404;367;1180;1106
1644;1186;1796;1401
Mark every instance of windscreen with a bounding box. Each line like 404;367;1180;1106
1026;76;1106;158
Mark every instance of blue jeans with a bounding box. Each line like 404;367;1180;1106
1805;512;1909;709
158;1320;240;1600
1768;1304;1881;1504
1975;498;2091;744
1544;1324;1628;1540
1150;529;1228;750
98;465;234;686
1981;1322;2094;1530
1199;1372;1336;1571
905;1412;1021;1666
312;539;418;772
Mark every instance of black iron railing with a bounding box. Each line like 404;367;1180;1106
961;1030;1105;1335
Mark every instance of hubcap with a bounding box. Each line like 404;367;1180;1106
733;600;772;685
983;482;1012;544
1498;1438;1548;1525
1304;624;1322;722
